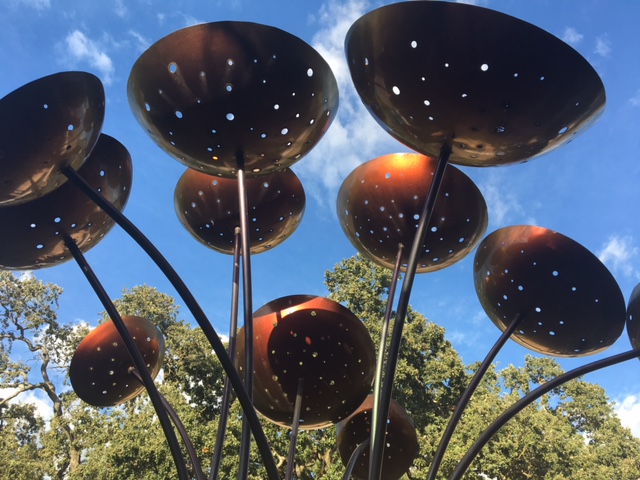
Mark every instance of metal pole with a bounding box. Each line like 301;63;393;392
285;378;305;480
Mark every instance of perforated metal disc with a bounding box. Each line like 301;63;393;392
236;295;375;429
336;395;418;480
70;316;165;407
0;134;132;270
337;153;488;273
627;284;640;352
474;226;625;357
128;22;338;177
345;1;605;166
174;167;305;255
0;71;105;206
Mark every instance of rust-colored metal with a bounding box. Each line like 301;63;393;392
0;71;105;206
174;167;305;255
236;295;375;429
345;1;605;166
627;284;640;352
70;316;165;407
128;22;338;178
337;153;487;273
0;134;132;270
336;395;418;480
474;226;626;357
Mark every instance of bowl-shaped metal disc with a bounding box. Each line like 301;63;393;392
337;153;488;273
474;226;626;357
236;295;375;429
70;316;165;407
174;167;305;255
345;2;605;166
336;395;418;480
0;134;132;270
0;71;105;206
627;284;640;352
128;22;338;177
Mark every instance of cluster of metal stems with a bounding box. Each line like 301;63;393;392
2;2;640;480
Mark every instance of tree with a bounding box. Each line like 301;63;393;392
2;257;640;479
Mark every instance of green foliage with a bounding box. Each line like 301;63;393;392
2;258;640;480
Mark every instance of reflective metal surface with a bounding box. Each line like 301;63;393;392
474;226;626;357
0;134;132;270
174;167;305;255
627;283;640;351
336;395;418;480
345;1;605;166
236;295;375;429
128;22;338;177
337;153;487;273
0;71;105;206
70;316;165;407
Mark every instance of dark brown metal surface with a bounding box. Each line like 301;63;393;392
345;1;605;166
0;71;105;206
236;295;375;429
474;226;626;357
128;22;338;177
627;284;640;351
337;153;487;273
174;167;305;255
0;134;132;270
70;316;165;407
336;395;418;480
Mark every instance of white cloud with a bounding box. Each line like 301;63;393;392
597;235;639;278
294;0;404;209
63;30;115;85
479;171;535;228
615;394;640;437
0;388;53;422
629;90;640;107
594;35;612;57
129;30;151;52
562;27;584;45
114;0;127;18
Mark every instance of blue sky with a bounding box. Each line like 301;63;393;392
2;0;640;436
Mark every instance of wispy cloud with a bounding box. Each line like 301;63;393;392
562;27;584;45
616;394;640;437
114;0;127;18
294;0;404;209
594;35;612;57
9;0;50;10
629;89;640;107
62;30;115;85
129;30;151;52
479;171;535;228
597;234;639;278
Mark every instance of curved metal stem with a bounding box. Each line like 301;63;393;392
369;138;452;480
209;228;242;480
449;347;640;480
63;235;190;480
343;439;370;480
62;166;280;480
129;369;206;480
426;314;523;480
236;162;254;480
285;378;305;480
368;243;404;471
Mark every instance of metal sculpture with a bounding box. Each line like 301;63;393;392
1;2;639;480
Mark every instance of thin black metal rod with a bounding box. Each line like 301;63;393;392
236;161;254;480
130;368;206;480
62;235;190;480
449;347;640;480
426;314;523;480
342;439;370;480
62;166;280;480
285;378;305;480
209;227;242;480
369;138;452;480
369;243;404;467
